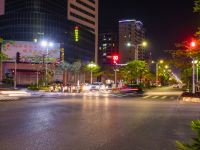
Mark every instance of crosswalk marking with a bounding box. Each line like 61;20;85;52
0;97;19;101
170;96;175;99
141;95;177;100
161;96;167;99
152;96;159;99
143;95;151;99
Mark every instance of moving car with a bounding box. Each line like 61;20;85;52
119;84;144;94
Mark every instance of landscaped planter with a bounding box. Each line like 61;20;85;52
181;92;200;103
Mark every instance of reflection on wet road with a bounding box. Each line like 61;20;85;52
0;96;200;150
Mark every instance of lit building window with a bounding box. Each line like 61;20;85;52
103;44;107;47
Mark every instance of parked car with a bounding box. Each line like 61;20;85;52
82;83;92;91
119;84;144;94
90;82;106;91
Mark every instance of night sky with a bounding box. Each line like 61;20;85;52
99;0;200;59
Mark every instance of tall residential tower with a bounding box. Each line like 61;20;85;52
119;19;145;63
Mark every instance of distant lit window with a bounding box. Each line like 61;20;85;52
103;44;107;47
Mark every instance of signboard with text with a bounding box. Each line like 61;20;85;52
1;40;60;63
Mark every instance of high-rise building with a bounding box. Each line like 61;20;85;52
0;0;98;63
119;19;145;63
0;0;99;84
68;0;99;63
0;0;5;15
98;33;118;65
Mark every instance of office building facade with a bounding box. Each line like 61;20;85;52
99;33;118;65
0;0;98;84
0;0;97;63
68;0;98;63
119;19;145;63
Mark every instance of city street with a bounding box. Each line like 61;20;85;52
0;87;200;150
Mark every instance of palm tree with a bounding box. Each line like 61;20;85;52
0;51;8;82
57;61;71;84
71;61;82;83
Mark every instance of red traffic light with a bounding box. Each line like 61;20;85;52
112;54;119;64
190;41;196;48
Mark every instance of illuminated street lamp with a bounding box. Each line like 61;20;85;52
126;41;148;60
127;42;132;47
159;60;164;64
165;65;169;69
41;40;54;86
88;62;97;84
152;59;167;85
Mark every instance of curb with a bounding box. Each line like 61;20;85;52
182;97;200;103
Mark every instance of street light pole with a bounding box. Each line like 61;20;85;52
41;40;53;86
156;63;158;85
127;41;147;61
45;45;48;86
197;63;199;83
36;70;39;88
192;58;195;93
135;45;139;60
90;70;93;84
88;62;97;84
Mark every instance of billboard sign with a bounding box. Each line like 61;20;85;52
1;40;60;63
0;0;5;15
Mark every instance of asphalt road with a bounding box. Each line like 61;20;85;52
0;87;200;150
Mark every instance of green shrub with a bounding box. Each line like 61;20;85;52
2;78;13;84
27;84;39;91
176;120;200;150
39;86;51;92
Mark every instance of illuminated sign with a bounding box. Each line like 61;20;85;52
74;26;79;42
2;40;60;62
61;48;64;62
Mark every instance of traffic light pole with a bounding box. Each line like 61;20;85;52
90;70;93;84
114;69;117;85
156;63;158;85
14;59;17;89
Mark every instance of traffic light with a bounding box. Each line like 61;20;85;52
16;52;21;63
190;41;197;48
112;54;119;64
